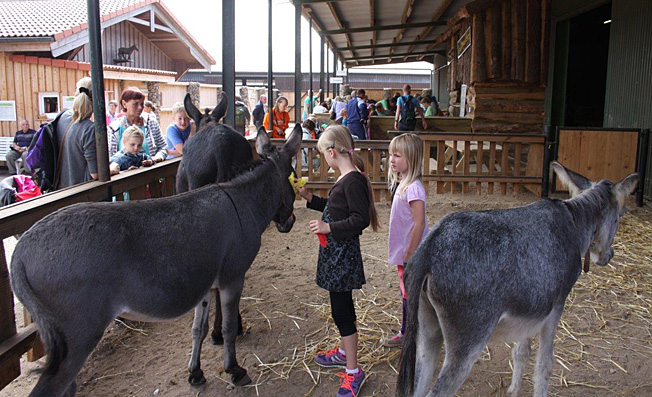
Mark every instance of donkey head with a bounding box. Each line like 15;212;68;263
553;162;639;266
255;124;303;233
183;91;228;132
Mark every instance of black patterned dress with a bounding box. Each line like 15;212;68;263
316;205;366;292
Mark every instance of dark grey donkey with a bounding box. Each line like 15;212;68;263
10;127;303;397
396;162;638;397
176;91;254;347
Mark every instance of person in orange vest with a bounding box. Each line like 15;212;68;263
263;96;290;139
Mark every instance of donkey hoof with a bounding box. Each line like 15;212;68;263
231;371;251;387
211;330;224;345
188;369;206;386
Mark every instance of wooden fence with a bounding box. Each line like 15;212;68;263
0;159;180;389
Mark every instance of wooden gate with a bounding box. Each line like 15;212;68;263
554;128;640;191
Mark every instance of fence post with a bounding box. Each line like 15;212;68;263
636;129;649;207
541;125;554;198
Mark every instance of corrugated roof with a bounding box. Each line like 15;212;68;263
0;0;151;38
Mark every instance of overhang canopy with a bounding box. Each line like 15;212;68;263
295;0;475;67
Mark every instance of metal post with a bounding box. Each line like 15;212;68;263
333;53;338;96
308;18;313;118
636;129;649;206
541;125;555;198
268;0;273;131
326;44;330;98
294;4;302;125
86;0;109;182
319;35;325;103
223;0;235;127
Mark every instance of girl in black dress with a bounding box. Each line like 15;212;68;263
296;125;379;397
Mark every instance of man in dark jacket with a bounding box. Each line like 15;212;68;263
346;89;368;140
7;119;36;174
252;94;267;130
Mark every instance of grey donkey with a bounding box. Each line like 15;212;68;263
396;162;638;397
10;126;303;397
176;91;254;349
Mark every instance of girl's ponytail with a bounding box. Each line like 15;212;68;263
351;151;380;231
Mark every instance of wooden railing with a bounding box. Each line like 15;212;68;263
0;158;180;390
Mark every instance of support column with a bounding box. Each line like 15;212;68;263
308;18;313;118
87;0;109;182
187;82;201;108
294;3;302;124
333;53;338;97
319;35;325;102
223;0;235;127
146;82;161;123
326;44;330;98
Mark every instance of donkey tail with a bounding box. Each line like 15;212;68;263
396;253;431;397
10;256;67;375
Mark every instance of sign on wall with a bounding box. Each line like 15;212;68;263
62;96;75;111
0;100;16;121
331;77;344;84
336;70;347;77
460;84;468;117
457;27;471;59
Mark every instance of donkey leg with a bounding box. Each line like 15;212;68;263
534;307;564;397
507;339;532;396
219;283;251;386
211;288;244;345
427;321;494;397
187;291;212;386
414;290;444;397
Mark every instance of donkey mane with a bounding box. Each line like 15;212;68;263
563;181;614;230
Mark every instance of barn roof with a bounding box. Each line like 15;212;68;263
296;0;475;67
0;0;214;69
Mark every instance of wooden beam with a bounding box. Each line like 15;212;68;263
346;49;436;62
470;12;486;83
391;0;416;55
488;5;502;79
370;0;375;60
525;0;541;83
326;2;355;58
502;0;512;78
322;21;445;35
304;5;345;63
512;0;526;80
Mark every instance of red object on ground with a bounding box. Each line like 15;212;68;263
318;233;328;248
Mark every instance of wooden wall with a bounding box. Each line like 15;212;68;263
73;21;174;72
0;54;88;136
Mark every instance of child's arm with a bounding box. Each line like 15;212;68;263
403;199;426;263
297;183;327;212
109;162;120;175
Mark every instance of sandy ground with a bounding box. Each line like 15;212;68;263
2;189;652;397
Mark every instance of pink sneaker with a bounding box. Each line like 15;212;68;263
336;367;366;397
381;332;404;347
314;346;347;368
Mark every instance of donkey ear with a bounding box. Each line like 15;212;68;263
616;173;639;203
255;128;271;155
211;91;228;122
552;162;592;197
184;93;202;127
283;124;303;157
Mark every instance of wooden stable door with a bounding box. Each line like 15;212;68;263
556;129;638;191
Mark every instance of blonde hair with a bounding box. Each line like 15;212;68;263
388;133;424;197
72;77;93;123
171;102;188;118
317;125;379;231
122;125;144;144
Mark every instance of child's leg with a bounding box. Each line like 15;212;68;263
398;264;407;334
330;291;358;370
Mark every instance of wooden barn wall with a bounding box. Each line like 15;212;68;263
0;54;88;136
603;0;652;130
73;22;174;72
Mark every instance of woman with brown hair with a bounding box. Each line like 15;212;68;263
107;87;167;162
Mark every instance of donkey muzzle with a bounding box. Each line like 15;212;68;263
595;247;614;267
275;213;296;233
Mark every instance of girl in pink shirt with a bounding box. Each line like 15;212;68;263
383;133;429;347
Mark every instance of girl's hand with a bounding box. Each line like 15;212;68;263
296;181;312;201
127;165;138;170
309;220;330;235
142;159;154;167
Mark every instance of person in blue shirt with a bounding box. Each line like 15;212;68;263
394;84;428;132
166;102;194;159
252;94;267;129
345;89;369;140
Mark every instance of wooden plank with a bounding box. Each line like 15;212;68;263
488;5;502;79
477;140;484;194
0;244;16;344
462;141;471;193
129;185;148;201
514;142;522;196
524;143;544;196
5;56;16;134
450;140;457;193
556;129;581;191
422;175;541;183
605;129;624;183
511;0;526;80
437;141;445;194
502;0;512;79
423;140;431;191
501;142;509;195
488;141;496;194
620;131;637;177
470;12;486;83
0;355;20;390
525;0;542;83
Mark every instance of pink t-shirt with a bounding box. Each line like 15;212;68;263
388;180;429;265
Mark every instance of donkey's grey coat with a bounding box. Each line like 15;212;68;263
396;163;638;397
10;129;302;397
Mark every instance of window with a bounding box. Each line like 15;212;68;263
38;92;60;119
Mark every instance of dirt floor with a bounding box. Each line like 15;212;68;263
2;189;652;397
